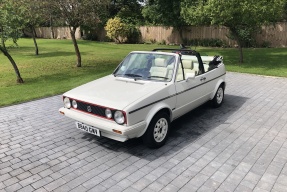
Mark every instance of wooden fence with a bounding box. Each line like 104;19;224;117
34;22;287;47
34;27;81;39
139;26;236;46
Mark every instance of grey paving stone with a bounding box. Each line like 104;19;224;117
0;173;11;182
116;178;133;190
276;174;287;186
256;180;274;191
43;178;66;191
272;182;287;192
170;175;190;188
1;73;287;192
17;185;35;192
203;179;221;190
197;185;215;192
3;177;19;187
122;187;139;192
82;176;103;189
0;182;5;190
53;185;71;192
4;183;22;192
31;176;53;189
70;185;87;192
178;182;198;192
19;174;42;187
210;171;228;183
130;177;153;191
235;184;253;192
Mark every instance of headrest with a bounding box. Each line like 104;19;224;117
154;58;165;67
182;60;193;69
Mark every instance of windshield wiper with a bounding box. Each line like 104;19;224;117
124;74;143;78
123;73;143;81
148;76;169;80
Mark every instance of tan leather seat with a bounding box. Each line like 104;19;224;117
177;59;195;81
150;58;167;77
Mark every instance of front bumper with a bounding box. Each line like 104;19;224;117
59;107;147;142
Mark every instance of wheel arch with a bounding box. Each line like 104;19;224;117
210;80;226;100
138;104;172;137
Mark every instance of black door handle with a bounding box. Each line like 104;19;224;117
200;77;206;81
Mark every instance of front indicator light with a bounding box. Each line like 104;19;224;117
64;97;71;109
114;111;125;124
113;129;122;134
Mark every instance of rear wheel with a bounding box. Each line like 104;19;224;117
212;85;224;108
143;112;170;148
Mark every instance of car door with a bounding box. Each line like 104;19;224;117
173;57;210;119
201;56;225;98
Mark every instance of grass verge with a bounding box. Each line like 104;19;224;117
1;38;286;106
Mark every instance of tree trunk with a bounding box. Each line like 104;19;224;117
238;45;243;63
31;26;39;55
0;46;24;83
1;27;6;50
230;28;244;64
70;26;81;67
177;26;184;44
50;15;55;39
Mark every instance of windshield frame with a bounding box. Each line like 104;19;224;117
113;51;178;82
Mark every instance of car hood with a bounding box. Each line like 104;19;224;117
64;75;166;110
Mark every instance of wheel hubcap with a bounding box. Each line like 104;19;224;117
216;88;223;104
153;118;168;142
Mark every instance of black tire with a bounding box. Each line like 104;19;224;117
142;112;170;148
212;85;224;108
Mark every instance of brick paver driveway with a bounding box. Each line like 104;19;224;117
1;72;287;192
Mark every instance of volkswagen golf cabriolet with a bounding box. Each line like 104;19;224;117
59;48;226;148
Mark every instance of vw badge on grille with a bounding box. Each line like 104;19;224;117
87;106;92;112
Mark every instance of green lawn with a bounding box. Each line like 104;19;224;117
1;38;286;107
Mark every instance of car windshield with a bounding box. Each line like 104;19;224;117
114;52;176;82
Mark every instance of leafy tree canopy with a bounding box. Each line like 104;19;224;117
181;0;285;63
0;0;25;83
109;0;144;25
142;0;186;28
47;0;109;67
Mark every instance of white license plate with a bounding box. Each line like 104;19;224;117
75;122;101;137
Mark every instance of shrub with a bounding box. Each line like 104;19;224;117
105;17;129;43
125;24;141;44
261;41;271;48
105;17;141;43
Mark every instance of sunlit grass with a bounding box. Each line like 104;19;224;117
0;38;286;106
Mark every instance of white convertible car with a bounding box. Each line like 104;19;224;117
59;48;226;148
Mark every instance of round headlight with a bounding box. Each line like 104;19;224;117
72;100;77;108
114;111;125;124
105;109;112;119
64;97;71;109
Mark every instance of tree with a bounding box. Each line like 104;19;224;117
0;0;24;83
109;0;144;25
181;0;285;63
142;0;186;41
284;0;287;20
50;0;109;67
18;0;47;55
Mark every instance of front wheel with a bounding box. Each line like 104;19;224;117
142;112;170;148
212;85;224;108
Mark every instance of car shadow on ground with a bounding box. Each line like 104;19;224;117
81;94;248;159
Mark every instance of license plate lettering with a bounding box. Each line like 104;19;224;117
76;122;101;137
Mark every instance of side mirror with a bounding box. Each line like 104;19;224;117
185;72;196;82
